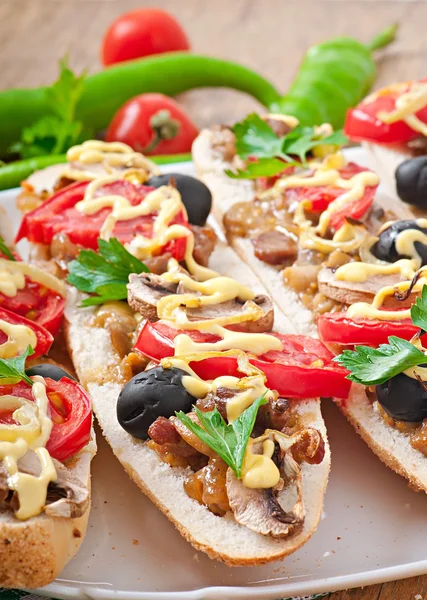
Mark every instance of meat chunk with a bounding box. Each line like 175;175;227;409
190;224;216;267
210;125;236;162
252;230;298;265
148;416;181;445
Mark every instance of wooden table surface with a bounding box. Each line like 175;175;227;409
2;0;427;598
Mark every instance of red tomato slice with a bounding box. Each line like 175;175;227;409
135;321;351;399
0;378;92;462
0;307;53;359
16;180;189;261
344;80;427;144
285;163;377;231
0;276;65;337
318;312;423;347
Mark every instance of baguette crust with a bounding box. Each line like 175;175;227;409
64;241;331;566
0;440;95;589
339;383;427;493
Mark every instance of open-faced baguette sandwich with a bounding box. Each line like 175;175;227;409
193;112;427;494
14;140;354;565
0;238;95;589
344;79;427;203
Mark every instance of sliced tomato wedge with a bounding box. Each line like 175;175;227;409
0;276;65;337
0;307;53;359
318;311;424;347
16;180;189;260
344;80;427;145
285;163;377;231
135;321;351;399
0;377;92;462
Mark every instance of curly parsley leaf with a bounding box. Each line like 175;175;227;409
410;285;427;333
67;238;149;307
226;113;347;179
0;236;16;261
176;394;267;478
334;336;427;386
11;58;91;159
0;346;34;386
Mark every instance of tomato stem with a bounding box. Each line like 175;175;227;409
367;23;398;52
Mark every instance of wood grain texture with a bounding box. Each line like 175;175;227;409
2;0;427;598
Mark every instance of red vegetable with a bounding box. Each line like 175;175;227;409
16;179;189;260
286;163;377;231
102;8;190;66
106;93;199;155
345;80;427;145
318;311;424;347
135;321;351;399
0;308;53;359
0;377;92;462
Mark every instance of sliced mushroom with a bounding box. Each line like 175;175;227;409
0;450;89;519
127;273;274;333
226;428;324;538
317;266;416;308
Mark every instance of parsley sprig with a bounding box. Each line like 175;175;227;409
0;346;34;386
225;113;347;180
334;287;427;386
67;238;149;307
11;58;92;159
176;394;267;477
0;236;16;261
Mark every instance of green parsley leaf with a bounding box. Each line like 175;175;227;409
411;285;427;333
225;157;294;179
0;346;34;386
67;238;149;307
226;113;347;180
0;236;15;261
334;336;427;386
176;394;268;478
11;57;91;159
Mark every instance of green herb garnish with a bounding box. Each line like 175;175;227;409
409;285;427;333
225;113;347;179
0;236;16;261
176;394;267;477
67;238;149;307
10;58;91;159
0;346;34;386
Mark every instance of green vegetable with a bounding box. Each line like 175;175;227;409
0;25;396;158
409;286;427;333
67;238;148;306
334;337;427;386
0;346;34;386
225;113;347;179
176;394;267;478
0;236;15;261
0;152;192;191
10;59;90;159
271;24;397;129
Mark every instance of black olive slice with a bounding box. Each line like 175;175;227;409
376;371;427;422
26;364;76;382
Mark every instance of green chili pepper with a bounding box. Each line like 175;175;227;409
0;55;281;157
0;152;192;191
270;24;397;129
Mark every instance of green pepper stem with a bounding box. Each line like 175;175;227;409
367;23;398;52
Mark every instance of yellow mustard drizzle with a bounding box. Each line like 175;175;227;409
0;376;57;520
0;320;37;359
63;140;161;182
242;438;280;488
377;82;427;137
0;259;66;298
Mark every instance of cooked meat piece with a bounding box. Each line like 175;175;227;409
224;201;267;238
264;117;293;138
408;136;427;156
252;230;298;265
93;302;137;359
283;264;321;293
0;450;89;519
210;125;236;162
171;413;217;457
317;267;416;307
184;457;230;516
144;252;173;275
127;272;275;333
148;416;181;445
256;397;291;432
291;428;325;465
190;224;216;267
195;388;232;419
50;232;80;272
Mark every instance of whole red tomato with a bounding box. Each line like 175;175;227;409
102;8;190;66
106;93;199;155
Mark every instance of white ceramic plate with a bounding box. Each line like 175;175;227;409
3;150;427;600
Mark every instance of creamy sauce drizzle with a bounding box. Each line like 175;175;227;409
377;82;427;137
0;259;65;299
0;320;37;359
